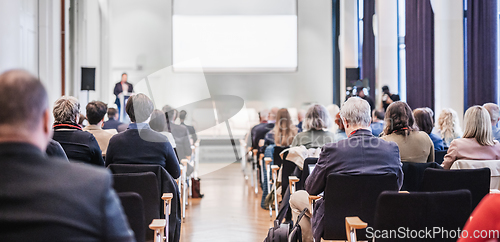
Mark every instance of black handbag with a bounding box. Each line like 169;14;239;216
263;208;308;242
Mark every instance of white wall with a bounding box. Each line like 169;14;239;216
375;0;399;107
105;0;333;111
432;0;464;126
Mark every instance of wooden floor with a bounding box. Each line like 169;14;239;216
180;163;274;242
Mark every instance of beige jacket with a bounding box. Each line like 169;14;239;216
381;131;434;163
442;138;500;169
83;125;116;155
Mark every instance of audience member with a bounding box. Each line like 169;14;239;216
249;109;269;150
356;86;375;112
370;109;385;137
333;112;347;142
150;109;177;148
381;101;435;163
163;105;192;160
297;109;305;133
381;85;400;111
83;101;116;156
52;96;105;166
436;108;462;147
264;108;297;146
179;110;198;144
483;103;500;141
289;97;403;242
442;105;500;169
106;94;180;178
45;139;68;160
291;104;335;148
413;108;445;150
0;70;134;241
103;107;127;132
78;113;87;128
252;107;278;151
326;104;340;131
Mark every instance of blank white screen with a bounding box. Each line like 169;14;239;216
172;15;298;72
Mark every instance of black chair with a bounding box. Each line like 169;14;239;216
322;173;399;241
296;157;318;191
108;164;181;242
434;149;448;165
280;154;295;198
113;172;160;242
421;168;490;210
272;146;289;167
118;192;145;242
401;162;442;191
370;190;471;242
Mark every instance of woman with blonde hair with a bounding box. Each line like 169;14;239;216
436;108;462;147
442;106;500;169
264;108;297;146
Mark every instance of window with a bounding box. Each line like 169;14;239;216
397;0;406;101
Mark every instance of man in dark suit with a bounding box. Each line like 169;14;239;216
106;94;180;179
179;110;198;144
0;70;134;241
290;97;403;242
103;108;127;132
113;73;134;120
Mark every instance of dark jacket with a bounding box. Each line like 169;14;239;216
167;122;191;160
181;122;198;143
0;142;134;242
305;129;403;241
106;123;181;179
52;123;105;166
46;139;68;160
113;82;133;107
103;118;127;133
251;122;275;150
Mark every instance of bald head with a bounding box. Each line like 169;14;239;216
259;109;269;122
0;70;48;131
0;70;51;151
483;103;500;126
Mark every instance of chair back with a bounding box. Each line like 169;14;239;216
272;146;288;167
108;164;181;242
451;159;500;190
113;172;160;241
434;149;448;165
118;192;145;242
401;162;442;191
373;190;471;241
421;168;490;210
280;155;296;198
296;157;318;191
322;173;399;240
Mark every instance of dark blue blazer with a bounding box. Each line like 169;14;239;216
251;122;275;150
52;127;104;167
0;143;134;241
103;118;126;132
305;129;403;241
106;123;180;179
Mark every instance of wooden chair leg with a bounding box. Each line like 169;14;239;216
271;165;280;215
162;193;173;242
149;219;166;242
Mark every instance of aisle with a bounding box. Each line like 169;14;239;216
180;163;274;242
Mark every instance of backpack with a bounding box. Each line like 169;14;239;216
263;208;308;242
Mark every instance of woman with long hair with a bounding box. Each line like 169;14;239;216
381;101;435;163
436;108;462;147
442;106;500;169
264;108;297;146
